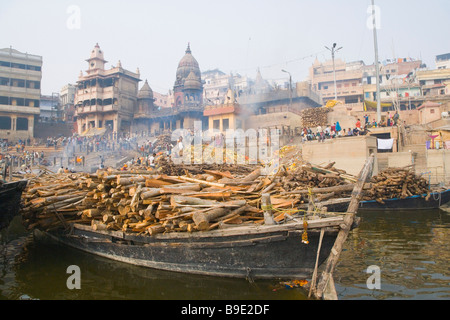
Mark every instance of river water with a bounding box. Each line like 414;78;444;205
1;208;449;301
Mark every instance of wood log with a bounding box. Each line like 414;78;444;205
192;207;230;230
147;225;166;236
83;209;101;218
241;168;261;183
170;195;218;207
140;188;162;199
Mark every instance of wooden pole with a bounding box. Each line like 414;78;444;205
309;228;325;298
261;193;276;225
314;154;374;300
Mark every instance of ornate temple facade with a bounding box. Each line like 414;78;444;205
135;44;207;134
74;43;141;135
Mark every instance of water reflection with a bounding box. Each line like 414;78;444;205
335;209;450;300
1;209;449;300
1;225;307;300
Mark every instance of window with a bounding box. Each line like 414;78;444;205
0;116;11;130
16;117;28;131
222;118;229;131
430;109;435;114
213;119;220;130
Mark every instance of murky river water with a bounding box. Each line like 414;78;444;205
1;209;449;301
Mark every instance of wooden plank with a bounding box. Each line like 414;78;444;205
314;154;375;300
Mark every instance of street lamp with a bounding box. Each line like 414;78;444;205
325;43;343;101
281;69;292;108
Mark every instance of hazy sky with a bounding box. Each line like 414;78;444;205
1;0;450;95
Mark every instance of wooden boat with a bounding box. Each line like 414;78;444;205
318;188;450;212
36;215;355;280
0;180;28;230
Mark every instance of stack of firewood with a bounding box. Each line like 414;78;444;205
26;162;429;235
153;133;173;150
362;167;430;203
300;107;332;128
20;167;274;234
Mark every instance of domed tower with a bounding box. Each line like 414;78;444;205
173;43;203;107
137;80;155;114
86;43;107;74
182;71;203;103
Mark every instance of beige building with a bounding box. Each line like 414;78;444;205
74;44;141;135
0;47;42;142
309;58;364;106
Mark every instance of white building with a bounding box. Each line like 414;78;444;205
436;53;450;70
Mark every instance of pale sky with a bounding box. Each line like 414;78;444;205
1;0;449;95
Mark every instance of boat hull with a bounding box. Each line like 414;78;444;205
324;189;450;212
0;180;28;230
37;220;342;280
359;189;450;211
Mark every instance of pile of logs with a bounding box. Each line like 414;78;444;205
19;160;360;235
300;107;332;128
154;153;256;177
153;133;173;150
23;162;428;235
363;167;430;203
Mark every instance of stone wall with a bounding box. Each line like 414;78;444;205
301;135;378;176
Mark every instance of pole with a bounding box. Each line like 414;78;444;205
372;0;382;122
281;69;293;109
332;51;337;101
325;44;342;102
314;154;375;299
289;74;292;108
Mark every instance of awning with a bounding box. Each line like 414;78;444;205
364;100;393;111
81;127;107;137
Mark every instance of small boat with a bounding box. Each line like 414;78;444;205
0;180;28;230
319;188;450;212
35;215;354;280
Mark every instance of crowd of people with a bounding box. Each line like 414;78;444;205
300;111;400;143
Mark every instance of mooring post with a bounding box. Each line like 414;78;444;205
261;193;276;225
314;154;374;300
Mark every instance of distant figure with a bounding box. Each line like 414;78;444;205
57;166;64;174
393;111;400;126
149;153;156;168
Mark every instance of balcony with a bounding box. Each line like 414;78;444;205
0;85;40;97
75;104;119;115
0;66;42;79
0;104;40;115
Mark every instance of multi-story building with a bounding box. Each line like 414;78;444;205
60;84;76;122
417;68;450;97
0;47;42;142
202;69;253;105
39;93;60;122
436;53;450;70
362;58;424;110
74;43;141;135
309;58;364;105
